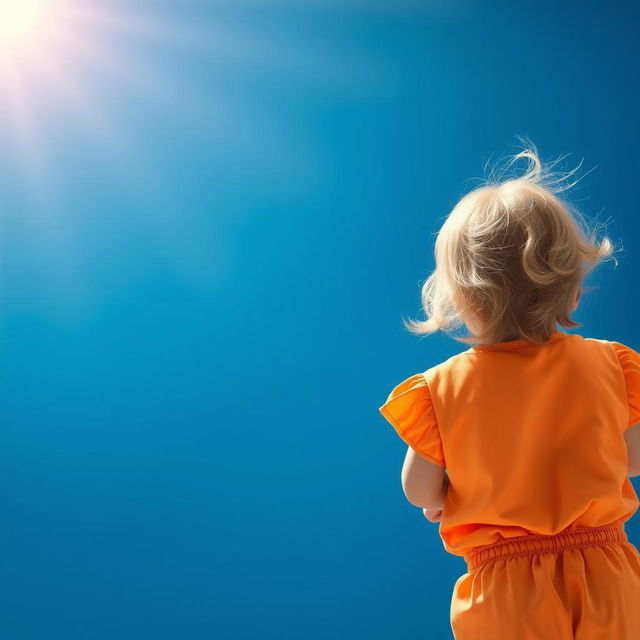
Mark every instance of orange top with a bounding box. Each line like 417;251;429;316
379;330;640;558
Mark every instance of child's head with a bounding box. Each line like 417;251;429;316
406;143;617;346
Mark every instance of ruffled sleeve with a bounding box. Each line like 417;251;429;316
611;341;640;429
378;373;445;467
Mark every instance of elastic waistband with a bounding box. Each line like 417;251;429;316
464;521;627;573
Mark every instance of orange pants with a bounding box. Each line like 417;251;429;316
450;521;640;639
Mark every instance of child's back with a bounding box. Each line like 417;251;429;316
379;144;640;639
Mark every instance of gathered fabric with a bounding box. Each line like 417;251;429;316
451;521;640;639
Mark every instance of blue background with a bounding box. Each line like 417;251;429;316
1;1;639;638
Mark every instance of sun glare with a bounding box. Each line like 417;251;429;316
0;0;49;52
0;0;366;205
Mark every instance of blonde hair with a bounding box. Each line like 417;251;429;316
405;142;618;346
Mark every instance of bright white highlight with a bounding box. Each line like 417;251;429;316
0;0;49;52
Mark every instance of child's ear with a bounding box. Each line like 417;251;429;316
573;287;581;311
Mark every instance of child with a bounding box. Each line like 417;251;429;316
379;143;640;639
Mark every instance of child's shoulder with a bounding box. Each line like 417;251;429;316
582;335;638;357
424;348;476;379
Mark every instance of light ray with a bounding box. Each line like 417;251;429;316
0;63;50;205
0;0;395;290
51;2;392;93
0;0;388;186
45;22;316;180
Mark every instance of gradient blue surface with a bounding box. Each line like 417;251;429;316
1;1;639;638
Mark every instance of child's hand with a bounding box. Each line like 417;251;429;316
423;507;442;523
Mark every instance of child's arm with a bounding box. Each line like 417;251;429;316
426;474;449;509
423;507;443;522
401;446;448;509
625;424;640;477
